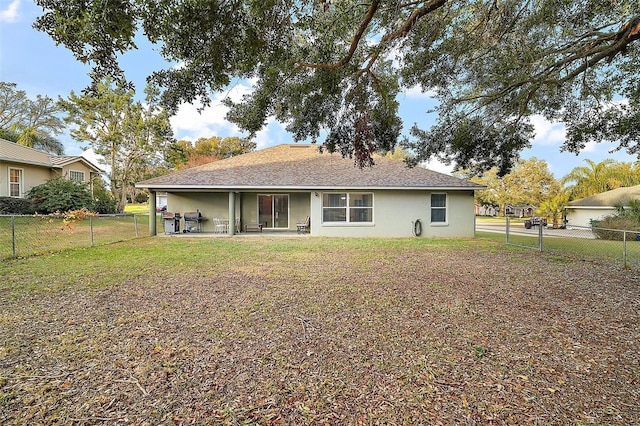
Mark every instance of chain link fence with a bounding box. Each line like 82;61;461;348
1;214;161;260
495;217;640;269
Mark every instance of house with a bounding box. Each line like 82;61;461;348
475;204;498;216
504;204;536;217
0;138;104;198
136;144;485;237
565;184;640;227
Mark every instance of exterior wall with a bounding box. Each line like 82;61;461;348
566;207;616;228
0;161;52;198
58;162;95;182
166;192;230;232
312;189;476;238
163;189;476;237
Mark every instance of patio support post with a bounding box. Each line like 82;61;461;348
228;191;236;235
149;190;157;236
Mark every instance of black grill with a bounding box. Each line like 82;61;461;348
183;210;203;233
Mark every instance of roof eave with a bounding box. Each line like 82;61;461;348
136;183;484;191
0;157;61;169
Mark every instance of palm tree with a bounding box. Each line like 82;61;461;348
537;191;570;228
562;159;617;199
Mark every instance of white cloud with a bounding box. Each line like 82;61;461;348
530;114;566;147
0;0;20;23
422;159;455;175
402;85;437;99
169;81;256;140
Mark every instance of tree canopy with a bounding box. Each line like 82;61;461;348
33;1;640;173
59;80;174;212
0;81;65;154
468;157;560;215
562;159;640;199
167;136;256;170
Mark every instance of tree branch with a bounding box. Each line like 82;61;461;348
297;0;381;70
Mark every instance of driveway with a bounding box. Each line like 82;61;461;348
476;221;597;239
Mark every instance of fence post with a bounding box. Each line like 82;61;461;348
90;216;94;247
11;215;16;258
506;217;510;244
538;221;543;251
623;230;627;269
134;214;138;238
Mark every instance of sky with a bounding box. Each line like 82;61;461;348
1;0;637;179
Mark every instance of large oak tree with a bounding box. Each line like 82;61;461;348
33;0;640;172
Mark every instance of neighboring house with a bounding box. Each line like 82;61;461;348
504;204;536;217
565;184;640;227
475;204;498;216
0;138;104;198
136;144;485;238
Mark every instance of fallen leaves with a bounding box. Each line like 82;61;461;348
0;238;639;424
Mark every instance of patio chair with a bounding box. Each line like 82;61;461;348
213;218;228;233
296;216;310;234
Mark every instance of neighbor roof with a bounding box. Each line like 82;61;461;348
568;184;640;207
136;144;484;191
0;138;104;172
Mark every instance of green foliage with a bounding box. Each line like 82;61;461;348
0;81;65;154
27;177;94;214
167;136;256;169
32;1;640;172
592;199;640;240
470;158;560;215
561;159;640;200
59;79;175;212
134;192;148;204
536;192;570;226
91;178;117;214
592;216;640;241
0;197;35;214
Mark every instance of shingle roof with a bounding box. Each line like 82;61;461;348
136;144;484;190
0;138;103;172
568;185;640;207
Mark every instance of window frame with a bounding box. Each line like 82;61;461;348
430;193;448;225
69;170;85;182
322;192;374;225
8;167;23;198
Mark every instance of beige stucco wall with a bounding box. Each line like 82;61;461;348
311;189;476;238
58;163;95;182
165;192;230;233
163;189;476;237
0;161;52;198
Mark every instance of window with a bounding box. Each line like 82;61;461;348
431;193;447;223
322;192;373;223
69;170;85;182
9;168;22;197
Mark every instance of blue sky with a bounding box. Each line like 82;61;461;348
1;0;637;179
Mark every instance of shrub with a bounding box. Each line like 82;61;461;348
0;196;35;214
134;192;149;204
27;177;94;214
592;215;640;241
91;179;117;214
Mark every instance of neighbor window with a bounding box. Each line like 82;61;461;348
69;170;85;182
9;168;22;197
430;193;447;223
322;192;373;223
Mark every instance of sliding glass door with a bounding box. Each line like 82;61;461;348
258;194;289;229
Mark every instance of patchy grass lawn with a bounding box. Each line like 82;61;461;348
1;237;638;425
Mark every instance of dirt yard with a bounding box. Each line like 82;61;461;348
1;238;638;424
